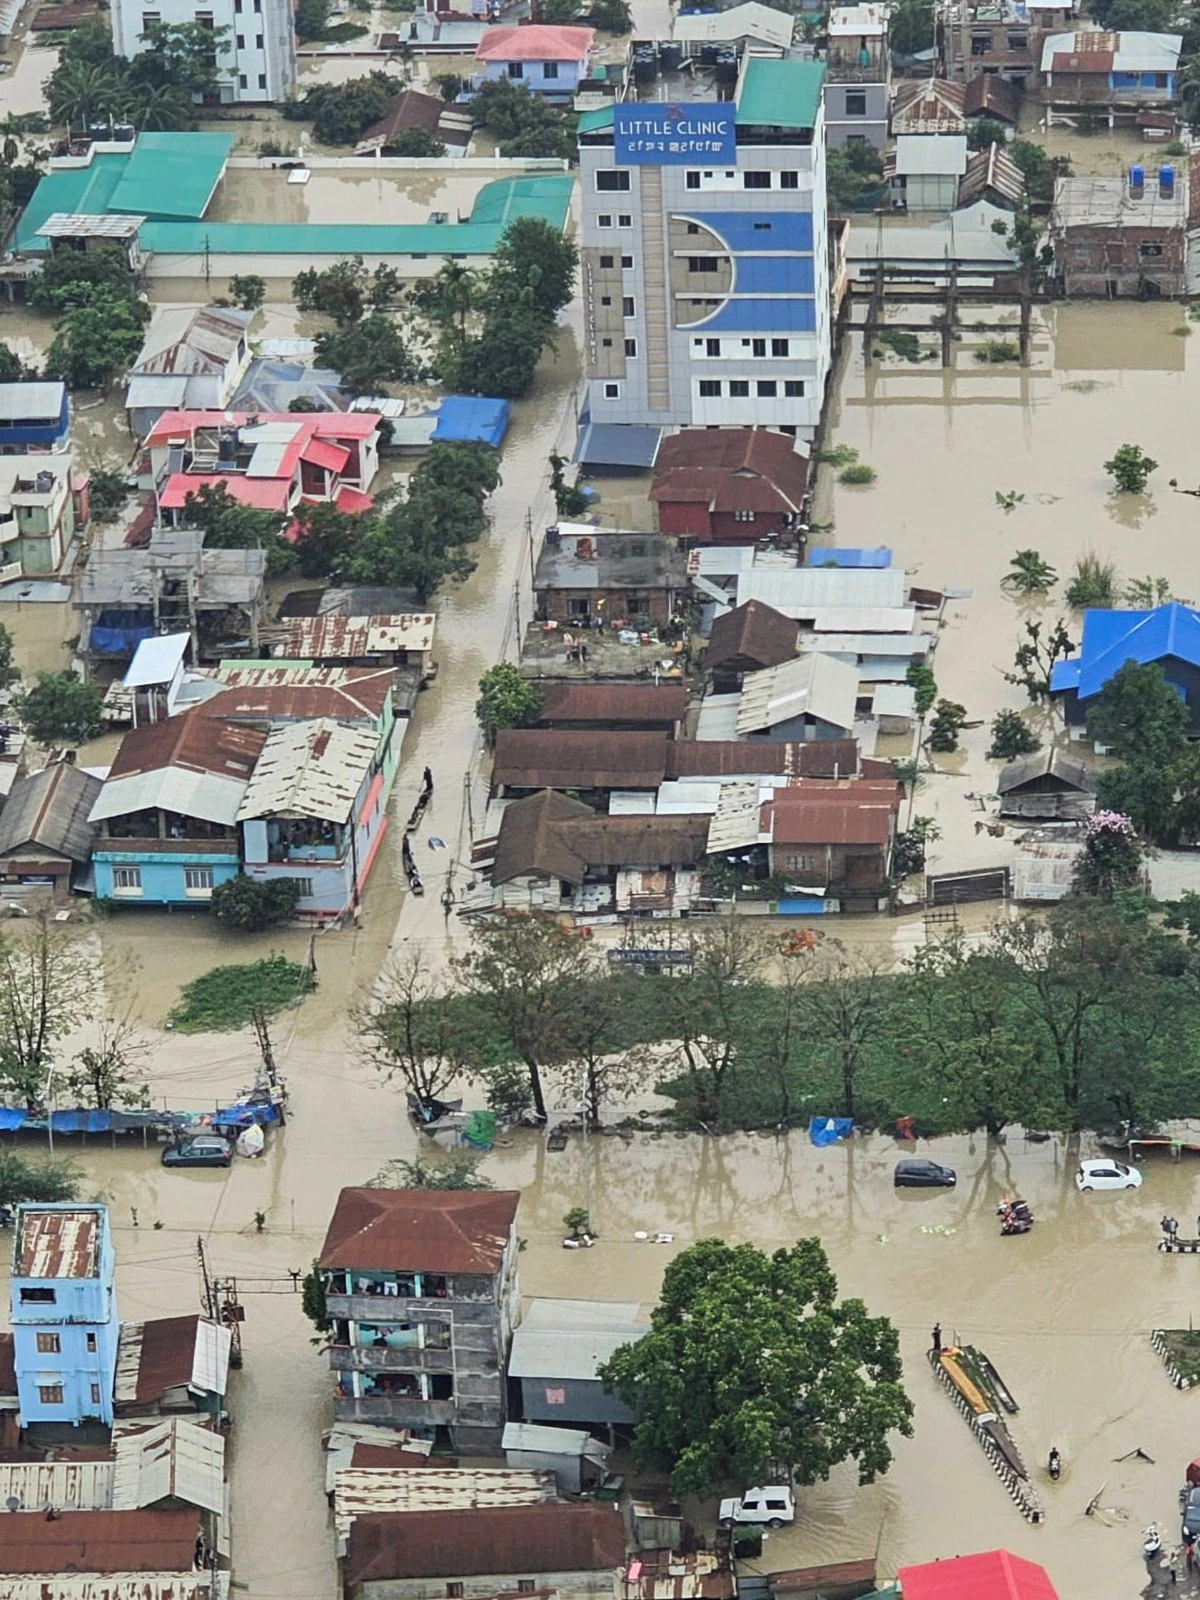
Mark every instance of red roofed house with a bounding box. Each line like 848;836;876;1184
898;1551;1059;1600
762;778;901;905
320;1188;522;1451
651;428;809;545
475;24;595;99
145;410;382;526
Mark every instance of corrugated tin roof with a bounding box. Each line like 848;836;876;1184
191;1318;231;1397
736;654;859;735
0;762;102;864
502;1422;607;1456
333;1467;557;1541
537;683;686;726
134;307;250;379
894;134;968;177
124;634;190;688
509;1314;648;1379
736;57;824;129
492;730;670;791
3;1576;227;1600
706;782;765;853
695;695;741;742
0;382;65;420
279;613;437;660
16;1206;100;1279
0;1509;201;1575
796;631;931;657
1041;26;1180;71
111;1419;224;1516
204;666;394;725
707;600;799;672
90;767;250;827
476;22;594;58
673;2;793;46
0;1460;115;1513
735;568;906;613
235;717;377;822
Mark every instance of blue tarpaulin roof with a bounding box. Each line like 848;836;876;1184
432;396;510;448
809;1115;854;1147
806;548;894;569
1050;602;1200;698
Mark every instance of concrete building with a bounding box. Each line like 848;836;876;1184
0;382;69;454
0;453;76;575
824;4;889;151
110;0;296;104
534;524;689;628
474;24;594;99
126;307;252;440
944;0;1076;86
11;1205;118;1429
578;53;831;442
321;1188;521;1450
1040;29;1182;121
1050;165;1187;297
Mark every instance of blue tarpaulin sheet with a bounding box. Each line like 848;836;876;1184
809;1116;854;1147
211;1101;282;1129
432;396;510;448
778;897;828;915
806;548;894;569
50;1110;112;1133
0;1108;26;1130
91;609;155;656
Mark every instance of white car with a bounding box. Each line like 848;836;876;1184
1076;1158;1143;1192
717;1486;795;1528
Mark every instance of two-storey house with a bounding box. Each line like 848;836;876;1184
320;1188;521;1452
474;24;595;101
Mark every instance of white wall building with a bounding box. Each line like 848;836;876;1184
109;0;296;104
578;54;831;443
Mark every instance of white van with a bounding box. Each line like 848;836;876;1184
717;1486;795;1528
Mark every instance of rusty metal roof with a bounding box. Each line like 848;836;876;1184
134;307;250;379
280;613;437;660
3;1577;227;1600
763;779;901;847
536;683;686;726
106;710;265;783
492;730;669;791
235;717;378;823
114;1317;198;1406
0;1460;115;1513
629;1550;734;1600
320;1188;520;1273
0;1510;201;1575
15;1206;101;1279
706;601;799;673
345;1502;627;1586
333;1467;557;1542
204;666;396;725
667;740;858;779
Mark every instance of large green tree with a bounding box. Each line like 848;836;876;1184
600;1237;913;1497
15;673;103;747
475;664;542;744
1089;660;1189;762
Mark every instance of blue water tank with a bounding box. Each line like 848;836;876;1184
1129;163;1145;193
1160;164;1176;197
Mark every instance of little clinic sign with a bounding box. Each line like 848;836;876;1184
613;102;737;165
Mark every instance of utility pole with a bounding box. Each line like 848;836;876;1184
251;1004;277;1088
526;507;536;588
197;1236;216;1321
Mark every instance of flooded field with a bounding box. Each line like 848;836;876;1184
817;300;1200;874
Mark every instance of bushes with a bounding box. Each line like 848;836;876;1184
210;876;302;931
167;954;314;1032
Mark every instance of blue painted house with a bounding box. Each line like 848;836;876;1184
474;23;594;99
1050;602;1200;732
89;711;266;905
11;1204;118;1428
0;382;69;454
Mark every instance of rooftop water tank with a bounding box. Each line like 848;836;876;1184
1159;163;1176;198
1129;163;1145;196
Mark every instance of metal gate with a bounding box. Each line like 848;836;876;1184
926;867;1010;907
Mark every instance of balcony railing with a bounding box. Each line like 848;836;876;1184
326;1291;493;1320
329;1344;454;1373
332;1395;457;1425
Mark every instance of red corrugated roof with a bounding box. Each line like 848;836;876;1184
108;708;266;782
1051;49;1113;70
335;485;374;513
320;1188;521;1273
476;22;593;58
652;428;808;515
0;1509;200;1573
346;1503;626;1585
145;410;379;447
764;779;901;847
158;473;291;512
898;1552;1059;1600
302;438;351;474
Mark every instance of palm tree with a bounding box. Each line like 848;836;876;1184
131;83;192;131
46;61;122;132
1002;548;1057;597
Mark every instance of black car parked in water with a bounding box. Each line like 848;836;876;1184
894;1158;957;1188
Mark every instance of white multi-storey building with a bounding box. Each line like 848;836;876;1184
110;0;296;104
578;54;831;443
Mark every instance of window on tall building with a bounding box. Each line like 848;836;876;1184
685;171;701;189
256;33;264;45
20;1288;55;1304
621;254;633;268
734;510;755;523
141;10;161;28
599;254;614;268
757;380;777;397
1007;31;1027;47
36;1333;60;1354
112;867;142;893
688;257;719;273
507;61;524;77
597;214;612;228
743;171;771;189
698;380;721;397
543;61;559;77
752;339;766;357
595;170;631;191
971;32;989;52
622;296;635;316
729;380;749;397
845;91;867;115
705;338;721;356
771;338;789;357
603;383;621;398
238;72;247;86
785;380;805;397
624;338;638;357
86;1333;97;1352
91;1384;101;1405
196;9;214;23
236;32;244;46
38;1385;63;1405
185;868;214;894
780;171;798;189
617;213;632;226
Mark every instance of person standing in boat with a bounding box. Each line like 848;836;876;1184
931;1323;942;1355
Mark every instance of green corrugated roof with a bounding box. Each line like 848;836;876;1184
109;131;233;220
16;154;127;249
138;174;574;258
578;105;615;133
736;58;825;128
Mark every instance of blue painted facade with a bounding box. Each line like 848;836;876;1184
11;1204;118;1427
1110;70;1175;91
478;56;586;95
91;847;240;904
0;384;69;453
